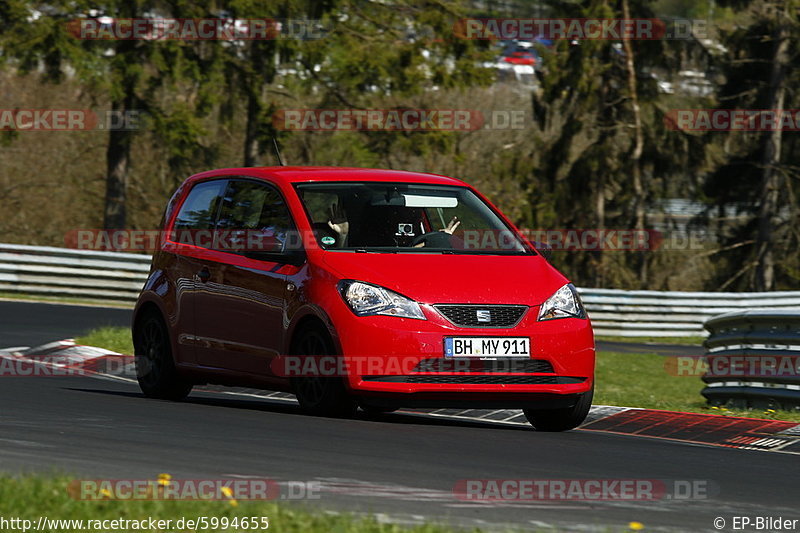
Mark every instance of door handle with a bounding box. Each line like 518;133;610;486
196;267;211;283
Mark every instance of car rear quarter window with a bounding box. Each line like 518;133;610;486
173;180;227;231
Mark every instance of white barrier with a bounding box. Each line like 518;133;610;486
578;288;800;337
0;243;150;302
1;243;798;337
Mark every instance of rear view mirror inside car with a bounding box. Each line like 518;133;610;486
402;194;458;208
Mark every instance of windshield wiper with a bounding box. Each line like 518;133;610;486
431;249;529;255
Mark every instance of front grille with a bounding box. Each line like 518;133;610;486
362;375;585;385
412;358;554;373
435;304;528;328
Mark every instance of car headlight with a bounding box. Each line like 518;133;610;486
538;283;586;321
338;280;426;320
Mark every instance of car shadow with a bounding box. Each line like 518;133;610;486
63;386;533;431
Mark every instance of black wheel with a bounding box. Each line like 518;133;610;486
133;312;192;400
290;323;356;418
523;386;593;432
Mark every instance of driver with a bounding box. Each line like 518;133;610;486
412;216;460;248
326;201;460;248
326;202;350;247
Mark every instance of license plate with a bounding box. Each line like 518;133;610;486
444;337;530;358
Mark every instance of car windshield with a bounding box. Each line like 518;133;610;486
295;182;532;255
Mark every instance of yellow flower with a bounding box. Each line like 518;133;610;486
100;488;112;498
629;521;645;531
219;486;238;506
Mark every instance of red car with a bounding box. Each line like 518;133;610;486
132;167;595;431
502;50;537;66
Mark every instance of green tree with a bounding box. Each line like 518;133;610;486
703;0;800;290
523;0;706;288
277;0;494;167
1;0;215;230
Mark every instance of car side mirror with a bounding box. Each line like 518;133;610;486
283;249;307;266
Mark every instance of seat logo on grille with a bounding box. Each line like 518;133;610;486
476;309;491;323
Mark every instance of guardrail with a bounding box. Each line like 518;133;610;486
701;311;800;409
0;243;798;338
0;243;150;302
579;288;800;338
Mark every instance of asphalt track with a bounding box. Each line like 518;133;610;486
1;300;796;532
0;300;133;348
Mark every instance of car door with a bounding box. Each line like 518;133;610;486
193;178;299;377
165;178;228;366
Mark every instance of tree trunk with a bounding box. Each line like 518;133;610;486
621;0;646;285
621;0;645;232
101;3;139;232
594;171;606;286
244;90;260;167
754;21;789;291
103;92;134;231
244;40;272;167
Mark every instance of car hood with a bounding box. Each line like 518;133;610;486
321;251;568;306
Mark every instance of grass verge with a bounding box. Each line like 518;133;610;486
76;327;800;422
595;351;800;422
0;474;474;533
0;291;132;309
594;335;706;346
76;326;134;355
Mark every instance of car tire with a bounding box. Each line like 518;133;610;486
523;386;593;432
290;323;357;418
133;311;193;401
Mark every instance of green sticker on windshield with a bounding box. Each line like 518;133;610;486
321;236;336;245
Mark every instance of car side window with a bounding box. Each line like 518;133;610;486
216;180;296;254
173;180;227;232
300;190;339;225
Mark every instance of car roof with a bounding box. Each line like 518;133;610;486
189;166;466;187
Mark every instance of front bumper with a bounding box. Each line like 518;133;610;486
331;301;595;401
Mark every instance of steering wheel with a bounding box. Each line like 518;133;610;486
411;231;452;248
